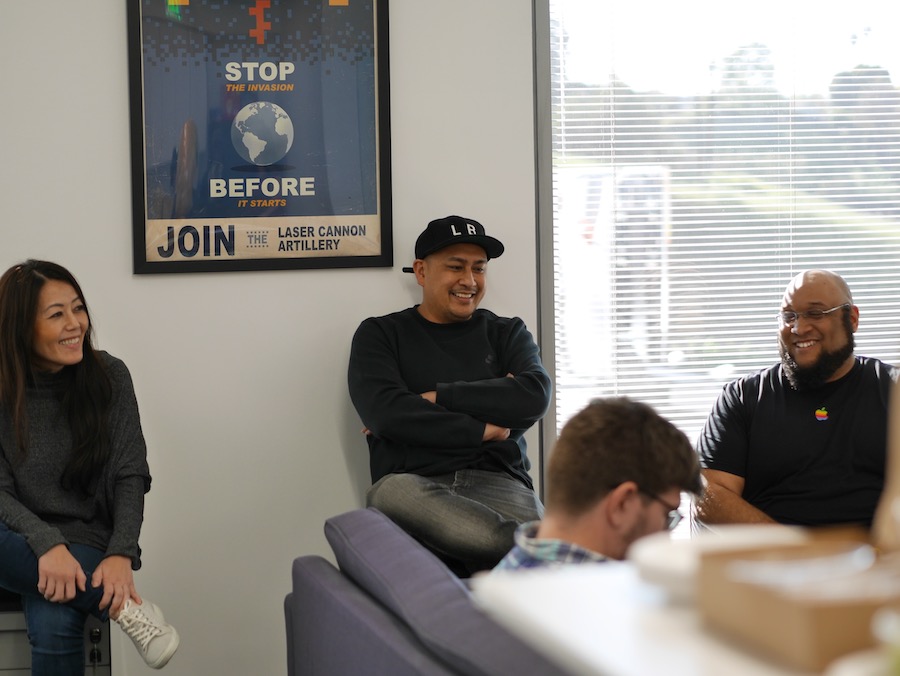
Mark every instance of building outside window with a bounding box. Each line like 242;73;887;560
545;0;900;448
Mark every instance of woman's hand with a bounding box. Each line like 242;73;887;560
92;555;141;619
37;544;86;603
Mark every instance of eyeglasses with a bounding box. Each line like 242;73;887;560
777;303;850;327
638;488;683;530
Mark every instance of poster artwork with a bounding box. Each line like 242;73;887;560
129;0;392;272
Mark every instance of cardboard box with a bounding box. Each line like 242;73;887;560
697;539;900;672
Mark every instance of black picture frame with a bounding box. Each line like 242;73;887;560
126;0;392;273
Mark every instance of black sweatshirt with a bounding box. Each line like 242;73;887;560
348;307;552;489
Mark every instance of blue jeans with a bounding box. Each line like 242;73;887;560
0;522;107;676
366;469;544;573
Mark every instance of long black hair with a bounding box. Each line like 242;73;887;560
0;260;112;492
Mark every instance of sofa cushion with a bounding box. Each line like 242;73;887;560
324;507;566;676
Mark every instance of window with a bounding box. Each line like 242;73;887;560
545;0;900;444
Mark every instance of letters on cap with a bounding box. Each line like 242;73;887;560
402;215;505;272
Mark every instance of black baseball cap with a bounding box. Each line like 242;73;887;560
402;215;504;273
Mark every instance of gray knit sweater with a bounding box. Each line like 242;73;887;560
0;352;151;568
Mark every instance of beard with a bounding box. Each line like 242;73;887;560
780;312;855;391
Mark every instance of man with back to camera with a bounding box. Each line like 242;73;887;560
348;215;552;574
494;397;703;570
694;269;899;529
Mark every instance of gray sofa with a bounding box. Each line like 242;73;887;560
284;507;568;675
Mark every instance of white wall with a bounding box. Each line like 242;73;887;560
0;2;540;674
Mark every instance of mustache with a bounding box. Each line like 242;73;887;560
779;314;855;390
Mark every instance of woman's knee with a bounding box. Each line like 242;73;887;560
23;597;87;655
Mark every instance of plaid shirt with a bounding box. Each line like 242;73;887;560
493;521;608;571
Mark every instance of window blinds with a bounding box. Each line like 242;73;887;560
548;1;900;442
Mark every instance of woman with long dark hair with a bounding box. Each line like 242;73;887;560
0;260;179;673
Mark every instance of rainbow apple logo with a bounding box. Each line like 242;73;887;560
815;407;828;421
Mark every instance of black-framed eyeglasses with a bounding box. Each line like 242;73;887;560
638;488;682;531
777;303;850;327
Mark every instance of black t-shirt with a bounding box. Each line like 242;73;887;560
697;357;898;527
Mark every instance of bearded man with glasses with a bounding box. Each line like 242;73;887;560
695;269;899;530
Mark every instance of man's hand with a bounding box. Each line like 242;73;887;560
483;423;511;442
37;544;86;603
92;555;141;619
419;385;511;442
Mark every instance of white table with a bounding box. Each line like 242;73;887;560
471;562;821;676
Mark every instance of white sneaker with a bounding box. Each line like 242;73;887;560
114;599;180;669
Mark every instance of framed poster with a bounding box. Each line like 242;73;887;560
126;0;392;273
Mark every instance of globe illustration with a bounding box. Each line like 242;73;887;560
230;101;295;166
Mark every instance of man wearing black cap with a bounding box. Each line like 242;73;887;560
348;215;552;575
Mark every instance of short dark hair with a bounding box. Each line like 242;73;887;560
546;397;702;515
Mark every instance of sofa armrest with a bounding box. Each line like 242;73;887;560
286;555;456;676
324;508;569;676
